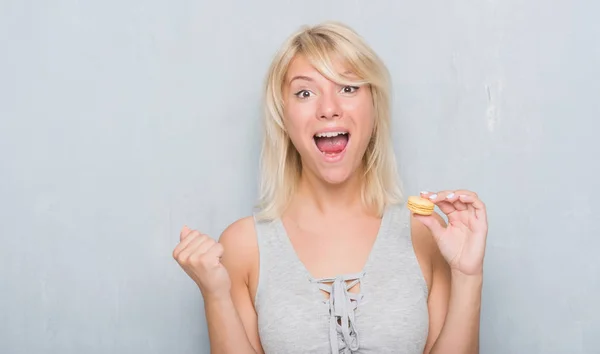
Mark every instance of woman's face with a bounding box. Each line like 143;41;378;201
282;54;375;186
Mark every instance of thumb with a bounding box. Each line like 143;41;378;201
207;243;225;265
413;214;445;237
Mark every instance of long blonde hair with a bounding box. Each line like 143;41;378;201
255;21;403;221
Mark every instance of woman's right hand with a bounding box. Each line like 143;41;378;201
173;226;231;301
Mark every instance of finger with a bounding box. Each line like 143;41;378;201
173;230;203;259
457;193;484;208
452;200;468;211
194;236;216;255
453;189;483;219
177;234;210;261
458;194;487;221
446;192;468;211
173;234;201;260
180;225;193;241
453;190;479;198
467;203;477;219
422;190;457;215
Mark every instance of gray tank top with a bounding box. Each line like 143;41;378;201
253;203;429;353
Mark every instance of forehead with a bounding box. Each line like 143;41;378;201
285;54;356;84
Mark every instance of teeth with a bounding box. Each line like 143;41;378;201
314;131;348;138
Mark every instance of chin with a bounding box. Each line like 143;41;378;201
318;167;356;185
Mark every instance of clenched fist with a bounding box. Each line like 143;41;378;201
173;226;231;301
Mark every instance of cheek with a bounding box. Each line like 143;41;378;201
355;120;375;154
283;106;313;150
286;125;305;151
345;100;375;138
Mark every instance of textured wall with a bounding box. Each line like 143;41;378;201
1;1;598;353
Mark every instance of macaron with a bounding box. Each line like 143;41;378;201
407;196;435;216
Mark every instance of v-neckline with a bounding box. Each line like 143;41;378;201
275;205;393;282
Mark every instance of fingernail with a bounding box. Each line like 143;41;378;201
428;194;437;199
446;193;455;199
420;191;429;194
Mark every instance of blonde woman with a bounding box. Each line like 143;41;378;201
173;22;488;354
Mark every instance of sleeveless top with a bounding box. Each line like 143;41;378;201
252;203;430;353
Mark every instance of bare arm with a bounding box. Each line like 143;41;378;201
207;217;264;354
428;270;482;354
416;213;481;354
204;296;257;354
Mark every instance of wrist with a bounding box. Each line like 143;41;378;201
200;288;232;305
450;269;483;290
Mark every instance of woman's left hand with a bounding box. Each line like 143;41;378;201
414;190;488;276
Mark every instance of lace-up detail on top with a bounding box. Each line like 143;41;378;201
314;272;365;353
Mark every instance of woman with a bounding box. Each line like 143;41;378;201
173;21;488;354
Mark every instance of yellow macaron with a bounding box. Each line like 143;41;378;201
407;196;435;216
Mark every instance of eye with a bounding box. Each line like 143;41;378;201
294;90;313;99
341;86;359;94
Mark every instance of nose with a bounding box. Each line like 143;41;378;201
317;91;342;120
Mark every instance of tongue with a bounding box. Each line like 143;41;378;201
315;135;348;154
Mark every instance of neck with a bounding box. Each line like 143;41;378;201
292;167;368;217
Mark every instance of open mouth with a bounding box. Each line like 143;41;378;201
313;131;350;157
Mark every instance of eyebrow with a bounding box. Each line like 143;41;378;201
288;71;359;85
288;75;313;84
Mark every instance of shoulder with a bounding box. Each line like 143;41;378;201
219;216;259;281
219;216;257;245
